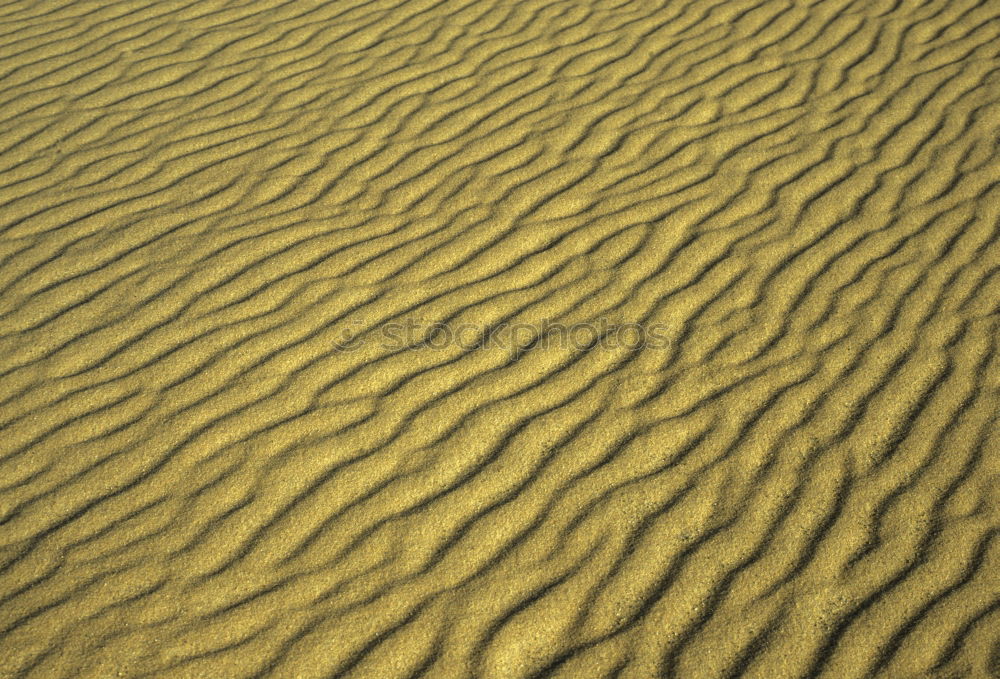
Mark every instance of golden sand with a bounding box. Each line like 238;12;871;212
1;0;1000;677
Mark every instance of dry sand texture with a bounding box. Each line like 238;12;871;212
1;0;1000;677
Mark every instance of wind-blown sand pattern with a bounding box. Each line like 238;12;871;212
2;0;1000;676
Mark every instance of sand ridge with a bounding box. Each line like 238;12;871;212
1;0;1000;677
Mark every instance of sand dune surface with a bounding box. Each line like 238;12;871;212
1;0;1000;677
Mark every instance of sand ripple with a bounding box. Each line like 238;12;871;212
1;0;1000;677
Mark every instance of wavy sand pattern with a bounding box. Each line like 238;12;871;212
2;0;1000;677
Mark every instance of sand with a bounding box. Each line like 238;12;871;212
1;0;999;677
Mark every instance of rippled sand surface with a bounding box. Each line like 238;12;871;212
2;0;1000;677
